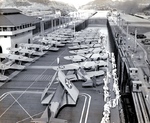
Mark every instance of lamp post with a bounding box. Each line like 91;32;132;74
134;28;137;52
126;21;129;40
121;19;123;28
118;16;120;26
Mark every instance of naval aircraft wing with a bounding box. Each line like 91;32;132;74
64;55;87;61
86;70;105;77
0;61;25;70
69;47;103;54
72;38;98;44
51;63;79;71
40;39;65;47
89;43;102;48
8;47;36;55
53;37;68;42
0;74;9;81
71;39;85;43
19;43;49;51
90;53;108;60
68;45;89;50
51;60;107;71
0;63;12;70
9;64;25;70
66;70;105;81
68;43;103;50
48;47;59;51
3;63;25;70
0;53;33;62
64;52;108;62
9;47;46;56
79;60;108;68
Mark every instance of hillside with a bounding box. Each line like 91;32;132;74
0;0;76;16
80;0;150;15
79;0;112;10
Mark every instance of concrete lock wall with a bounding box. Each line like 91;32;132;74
107;20;129;93
107;20;138;123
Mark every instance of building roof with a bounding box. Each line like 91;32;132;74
0;8;21;15
0;13;37;27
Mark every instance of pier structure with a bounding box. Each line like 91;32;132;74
107;11;150;123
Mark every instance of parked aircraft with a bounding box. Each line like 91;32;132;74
52;60;107;71
68;43;102;50
0;61;25;74
0;53;33;62
69;47;105;55
8;47;37;57
39;38;65;47
31;70;79;123
51;59;107;87
64;52;108;62
0;59;25;81
19;43;59;52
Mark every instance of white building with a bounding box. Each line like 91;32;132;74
0;8;36;53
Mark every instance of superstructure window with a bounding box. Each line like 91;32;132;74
3;27;7;31
4;36;7;38
17;26;20;29
7;27;11;31
14;27;17;30
20;26;22;29
10;27;13;31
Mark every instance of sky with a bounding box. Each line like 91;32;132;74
56;0;94;9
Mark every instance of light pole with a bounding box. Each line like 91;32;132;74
118;16;120;26
126;21;129;40
134;28;137;52
121;19;123;28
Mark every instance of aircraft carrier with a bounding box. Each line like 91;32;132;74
0;9;149;123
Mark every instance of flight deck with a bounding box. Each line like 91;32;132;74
0;11;123;123
0;26;112;123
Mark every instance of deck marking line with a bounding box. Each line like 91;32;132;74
0;91;43;102
79;95;87;123
16;111;44;123
0;93;9;102
10;93;33;119
0;48;67;119
82;93;91;123
79;93;91;123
